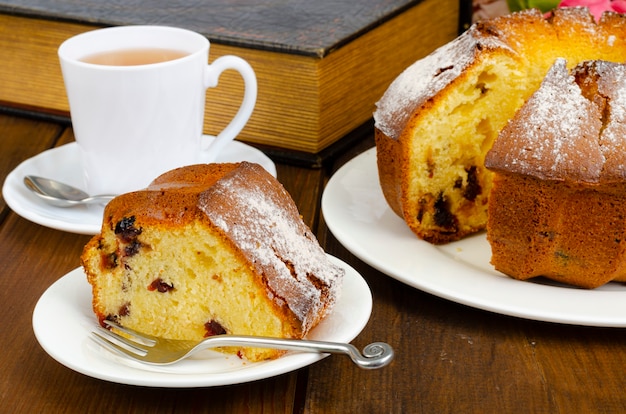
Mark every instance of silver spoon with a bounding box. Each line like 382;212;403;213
23;175;116;208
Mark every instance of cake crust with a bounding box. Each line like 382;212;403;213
486;60;626;288
487;174;626;288
82;162;343;360
374;8;626;244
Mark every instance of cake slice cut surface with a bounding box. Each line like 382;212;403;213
82;162;344;361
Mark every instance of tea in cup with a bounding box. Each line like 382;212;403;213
58;25;257;195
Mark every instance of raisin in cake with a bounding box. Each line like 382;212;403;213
485;59;626;288
82;162;344;361
374;7;626;244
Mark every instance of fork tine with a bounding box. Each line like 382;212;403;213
91;327;148;358
103;320;157;346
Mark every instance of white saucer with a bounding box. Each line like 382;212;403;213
32;255;371;387
3;138;276;235
322;147;626;327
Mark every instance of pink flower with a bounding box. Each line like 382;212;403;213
611;0;626;12
559;0;626;20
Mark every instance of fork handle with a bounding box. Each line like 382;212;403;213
194;336;394;369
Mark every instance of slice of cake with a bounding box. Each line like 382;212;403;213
373;8;626;244
485;59;626;288
82;162;344;361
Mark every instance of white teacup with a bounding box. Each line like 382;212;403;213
58;25;257;195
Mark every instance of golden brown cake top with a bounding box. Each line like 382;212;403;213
373;7;626;141
485;59;626;183
577;61;626;181
103;162;343;331
372;10;520;140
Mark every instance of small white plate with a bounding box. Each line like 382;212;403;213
322;147;626;327
32;255;371;387
3;138;276;235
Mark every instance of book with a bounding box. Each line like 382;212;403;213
0;0;460;164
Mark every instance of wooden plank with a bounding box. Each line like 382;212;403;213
0;112;64;217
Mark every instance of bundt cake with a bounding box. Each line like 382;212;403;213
81;162;344;361
373;7;626;244
485;59;626;289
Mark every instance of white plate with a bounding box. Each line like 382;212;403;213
3;138;276;235
322;147;626;327
32;255;371;387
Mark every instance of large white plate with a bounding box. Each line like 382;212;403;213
32;255;371;387
322;147;626;327
3;138;276;235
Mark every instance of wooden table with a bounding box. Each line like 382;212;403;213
3;109;626;413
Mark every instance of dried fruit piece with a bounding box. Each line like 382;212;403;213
204;320;226;337
115;216;142;242
148;278;174;293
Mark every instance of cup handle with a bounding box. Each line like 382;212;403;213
203;56;257;162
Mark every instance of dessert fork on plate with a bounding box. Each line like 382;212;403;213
92;320;394;369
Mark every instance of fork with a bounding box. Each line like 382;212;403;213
92;320;394;369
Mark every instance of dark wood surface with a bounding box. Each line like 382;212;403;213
3;110;626;413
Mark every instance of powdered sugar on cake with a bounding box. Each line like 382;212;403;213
199;163;343;331
593;61;626;180
485;58;626;183
373;24;513;139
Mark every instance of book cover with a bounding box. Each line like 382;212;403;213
0;0;460;163
0;0;424;56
